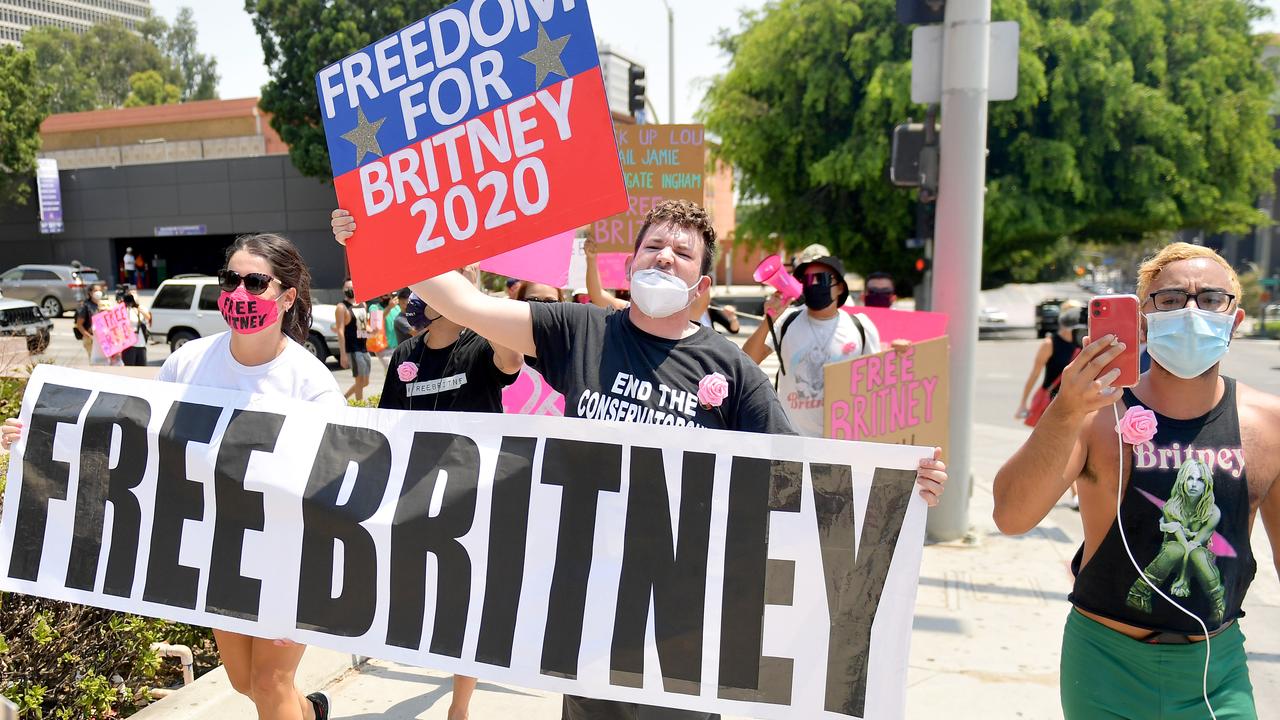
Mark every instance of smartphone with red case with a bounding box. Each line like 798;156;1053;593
1088;294;1141;388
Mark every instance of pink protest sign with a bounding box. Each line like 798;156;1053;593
594;252;630;290
843;306;948;343
502;365;565;416
480;231;576;287
91;305;137;358
824;335;949;460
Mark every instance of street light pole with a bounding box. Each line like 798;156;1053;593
662;0;675;122
926;0;991;542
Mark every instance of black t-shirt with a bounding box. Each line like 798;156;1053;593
530;302;794;434
378;330;519;412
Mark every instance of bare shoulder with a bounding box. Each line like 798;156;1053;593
1237;381;1280;437
1077;402;1124;484
1237;381;1280;505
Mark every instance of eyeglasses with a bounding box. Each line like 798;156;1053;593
218;269;282;296
1148;289;1235;313
523;297;559;303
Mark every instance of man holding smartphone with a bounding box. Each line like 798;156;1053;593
992;243;1280;718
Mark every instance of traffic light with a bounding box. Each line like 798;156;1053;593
897;0;945;24
628;65;646;117
915;257;931;273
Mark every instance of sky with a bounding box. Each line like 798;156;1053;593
147;0;769;124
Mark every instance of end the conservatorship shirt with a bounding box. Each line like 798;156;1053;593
530;302;794;435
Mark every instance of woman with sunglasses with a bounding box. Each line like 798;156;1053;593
2;234;338;719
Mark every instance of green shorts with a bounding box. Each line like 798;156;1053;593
1061;610;1257;719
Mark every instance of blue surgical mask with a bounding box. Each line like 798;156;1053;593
1145;307;1235;379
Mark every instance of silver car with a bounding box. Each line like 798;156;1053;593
0;264;102;318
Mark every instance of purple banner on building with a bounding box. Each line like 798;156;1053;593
36;159;63;234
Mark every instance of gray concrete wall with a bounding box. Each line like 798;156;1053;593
0;156;348;289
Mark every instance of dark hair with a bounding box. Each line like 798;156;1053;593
516;282;564;302
397;288;412;300
867;271;894;285
632;199;717;276
225;233;312;345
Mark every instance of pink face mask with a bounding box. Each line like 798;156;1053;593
219;287;280;334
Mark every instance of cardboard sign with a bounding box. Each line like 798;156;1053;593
844;306;948;345
591;124;706;253
317;0;628;300
824;336;949;459
3;365;931;720
501;364;565;415
480;230;576;287
90;305;137;358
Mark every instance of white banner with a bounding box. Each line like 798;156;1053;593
1;366;929;720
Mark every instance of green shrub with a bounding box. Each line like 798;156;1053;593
347;394;381;408
0;376;220;718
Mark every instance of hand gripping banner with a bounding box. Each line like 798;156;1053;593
2;366;930;719
317;0;628;299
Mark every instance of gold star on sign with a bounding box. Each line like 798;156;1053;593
341;107;386;165
520;23;571;88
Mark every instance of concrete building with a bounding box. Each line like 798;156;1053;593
0;98;346;290
0;0;151;45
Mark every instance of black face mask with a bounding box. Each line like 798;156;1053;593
343;288;355;300
864;289;894;308
803;282;835;311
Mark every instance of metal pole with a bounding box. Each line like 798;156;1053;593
665;0;675;122
926;0;991;542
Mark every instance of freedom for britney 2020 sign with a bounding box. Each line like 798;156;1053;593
317;0;628;299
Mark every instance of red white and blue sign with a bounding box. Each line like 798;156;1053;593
317;0;628;300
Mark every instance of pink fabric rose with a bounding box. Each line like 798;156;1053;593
1116;406;1158;445
698;372;729;409
397;361;419;383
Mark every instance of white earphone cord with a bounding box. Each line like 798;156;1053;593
1111;402;1217;720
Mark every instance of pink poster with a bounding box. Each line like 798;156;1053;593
843;306;948;343
91;305;137;358
594;252;630;290
502;365;565;416
480;231;576;288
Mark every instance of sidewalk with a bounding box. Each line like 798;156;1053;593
131;421;1280;719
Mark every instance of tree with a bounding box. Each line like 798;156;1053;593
125;70;182;107
23;9;218;113
701;0;1280;286
247;0;452;179
0;45;48;205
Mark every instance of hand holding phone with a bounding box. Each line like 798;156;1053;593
1087;295;1141;388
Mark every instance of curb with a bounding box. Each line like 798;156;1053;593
130;647;359;719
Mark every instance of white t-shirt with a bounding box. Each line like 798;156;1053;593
765;308;881;437
129;307;148;348
157;332;343;406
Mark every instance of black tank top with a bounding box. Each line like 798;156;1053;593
1042;333;1076;391
1070;378;1257;634
342;300;367;354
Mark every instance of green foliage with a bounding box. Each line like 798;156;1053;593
24;9;218;113
125;70;182;108
246;0;453;179
348;394;382;408
0;45;49;206
0;376;219;718
701;0;1280;286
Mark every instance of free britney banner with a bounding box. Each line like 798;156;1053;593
316;0;627;299
2;365;930;719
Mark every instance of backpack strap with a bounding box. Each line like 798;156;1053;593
770;308;804;390
848;312;867;355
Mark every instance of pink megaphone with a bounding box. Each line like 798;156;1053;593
753;255;802;314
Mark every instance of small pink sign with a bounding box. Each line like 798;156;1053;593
843;306;948;344
480;231;576;288
502;365;565;416
594;252;630;290
91;305;137;358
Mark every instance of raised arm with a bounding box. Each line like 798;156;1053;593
331;210;537;358
584;238;628;310
993;335;1127;535
742;292;789;364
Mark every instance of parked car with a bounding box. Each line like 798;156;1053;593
0;264;101;318
147;275;340;361
0;289;54;353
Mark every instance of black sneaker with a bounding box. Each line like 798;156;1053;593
306;691;331;720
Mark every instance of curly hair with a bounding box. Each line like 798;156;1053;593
632;199;717;276
1137;243;1241;306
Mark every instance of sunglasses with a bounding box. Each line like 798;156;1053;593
803;271;836;287
218;269;282;296
523;297;559;303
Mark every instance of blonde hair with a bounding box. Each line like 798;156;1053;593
1136;243;1241;304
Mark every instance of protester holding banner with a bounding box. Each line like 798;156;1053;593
3;233;341;720
335;279;372;402
993;243;1280;719
333;199;948;720
121;290;151;367
73;283;105;359
742;255;890;437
